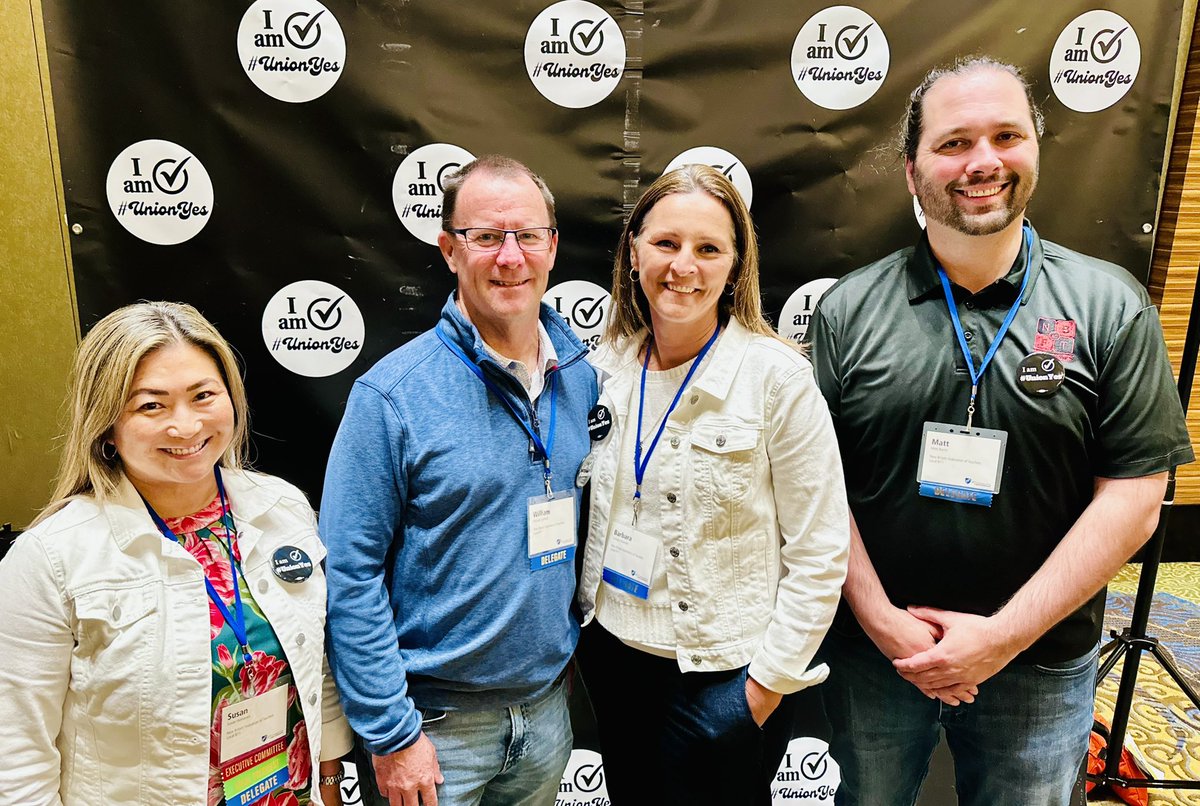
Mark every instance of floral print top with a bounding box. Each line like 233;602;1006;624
165;496;312;806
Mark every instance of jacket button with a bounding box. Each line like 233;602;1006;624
669;547;680;558
310;693;318;705
670;436;679;448
964;330;974;342
297;633;306;646
691;654;702;665
258;580;269;593
666;492;677;504
689;394;699;405
111;605;122;621
678;601;689;612
715;434;726;447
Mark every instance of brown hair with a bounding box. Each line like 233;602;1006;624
605;164;785;346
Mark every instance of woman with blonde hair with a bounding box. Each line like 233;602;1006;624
576;165;850;804
0;301;351;806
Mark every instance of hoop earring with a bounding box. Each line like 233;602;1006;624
629;267;639;282
101;441;118;461
724;282;735;297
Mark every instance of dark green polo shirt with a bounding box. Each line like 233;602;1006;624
807;223;1193;663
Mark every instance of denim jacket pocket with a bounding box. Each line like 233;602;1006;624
73;586;158;731
689;421;760;501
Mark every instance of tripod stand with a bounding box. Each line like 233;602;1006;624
1089;266;1200;793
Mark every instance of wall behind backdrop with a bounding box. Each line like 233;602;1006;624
32;1;1190;802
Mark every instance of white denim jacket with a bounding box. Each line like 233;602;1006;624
578;319;850;693
0;469;353;806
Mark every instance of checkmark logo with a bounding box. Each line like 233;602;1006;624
285;10;324;50
342;778;360;803
572;294;608;329
307;295;344;330
835;22;873;60
152;156;191;195
573;762;605;792
1090;27;1126;64
570;18;606;56
801;750;829;780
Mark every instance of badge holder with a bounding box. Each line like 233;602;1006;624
601;522;658;599
528;489;576;570
916;422;1008;507
219;686;290;806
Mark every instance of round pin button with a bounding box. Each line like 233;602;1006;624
588;404;613;441
271;545;314;583
1017;352;1065;397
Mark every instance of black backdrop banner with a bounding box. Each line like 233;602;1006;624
41;1;1186;800
43;0;1183;502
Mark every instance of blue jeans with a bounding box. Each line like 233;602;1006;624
419;677;572;806
819;633;1097;806
577;622;797;806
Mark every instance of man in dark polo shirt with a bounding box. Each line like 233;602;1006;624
807;56;1193;806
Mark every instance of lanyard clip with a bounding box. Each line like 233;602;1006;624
966;383;978;430
543;460;553;496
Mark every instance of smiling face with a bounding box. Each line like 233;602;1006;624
906;68;1040;237
632;191;737;339
111;341;235;513
437;170;557;334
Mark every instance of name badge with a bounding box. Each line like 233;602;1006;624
528;490;576;571
916;421;1008;507
602;522;659;599
219;685;289;806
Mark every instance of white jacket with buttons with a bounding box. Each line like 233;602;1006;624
578;319;850;693
0;469;353;806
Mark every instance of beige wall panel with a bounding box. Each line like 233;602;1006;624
0;2;78;528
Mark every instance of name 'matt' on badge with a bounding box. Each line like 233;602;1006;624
1049;9;1140;113
525;0;625;109
106;139;213;246
238;0;346;103
791;5;889;111
392;143;477;246
261;280;364;377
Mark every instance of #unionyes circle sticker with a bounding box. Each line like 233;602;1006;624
238;0;346;103
525;0;625;108
106;139;213;246
543;279;611;351
791;5;889;111
392;143;477;246
262;280;364;377
663;147;754;209
1048;9;1140;113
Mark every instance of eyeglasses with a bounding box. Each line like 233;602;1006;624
447;227;557;252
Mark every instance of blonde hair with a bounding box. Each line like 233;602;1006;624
37;301;249;522
605;164;787;346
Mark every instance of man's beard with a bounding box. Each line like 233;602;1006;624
914;164;1038;236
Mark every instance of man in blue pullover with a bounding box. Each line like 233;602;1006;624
321;155;598;806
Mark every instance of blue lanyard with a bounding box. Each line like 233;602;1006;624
632;324;721;522
935;223;1033;428
436;324;558;494
145;466;252;665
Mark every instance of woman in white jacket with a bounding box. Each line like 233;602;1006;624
0;302;352;806
576;165;850;805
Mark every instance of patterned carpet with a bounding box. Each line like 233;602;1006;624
1092;563;1200;804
